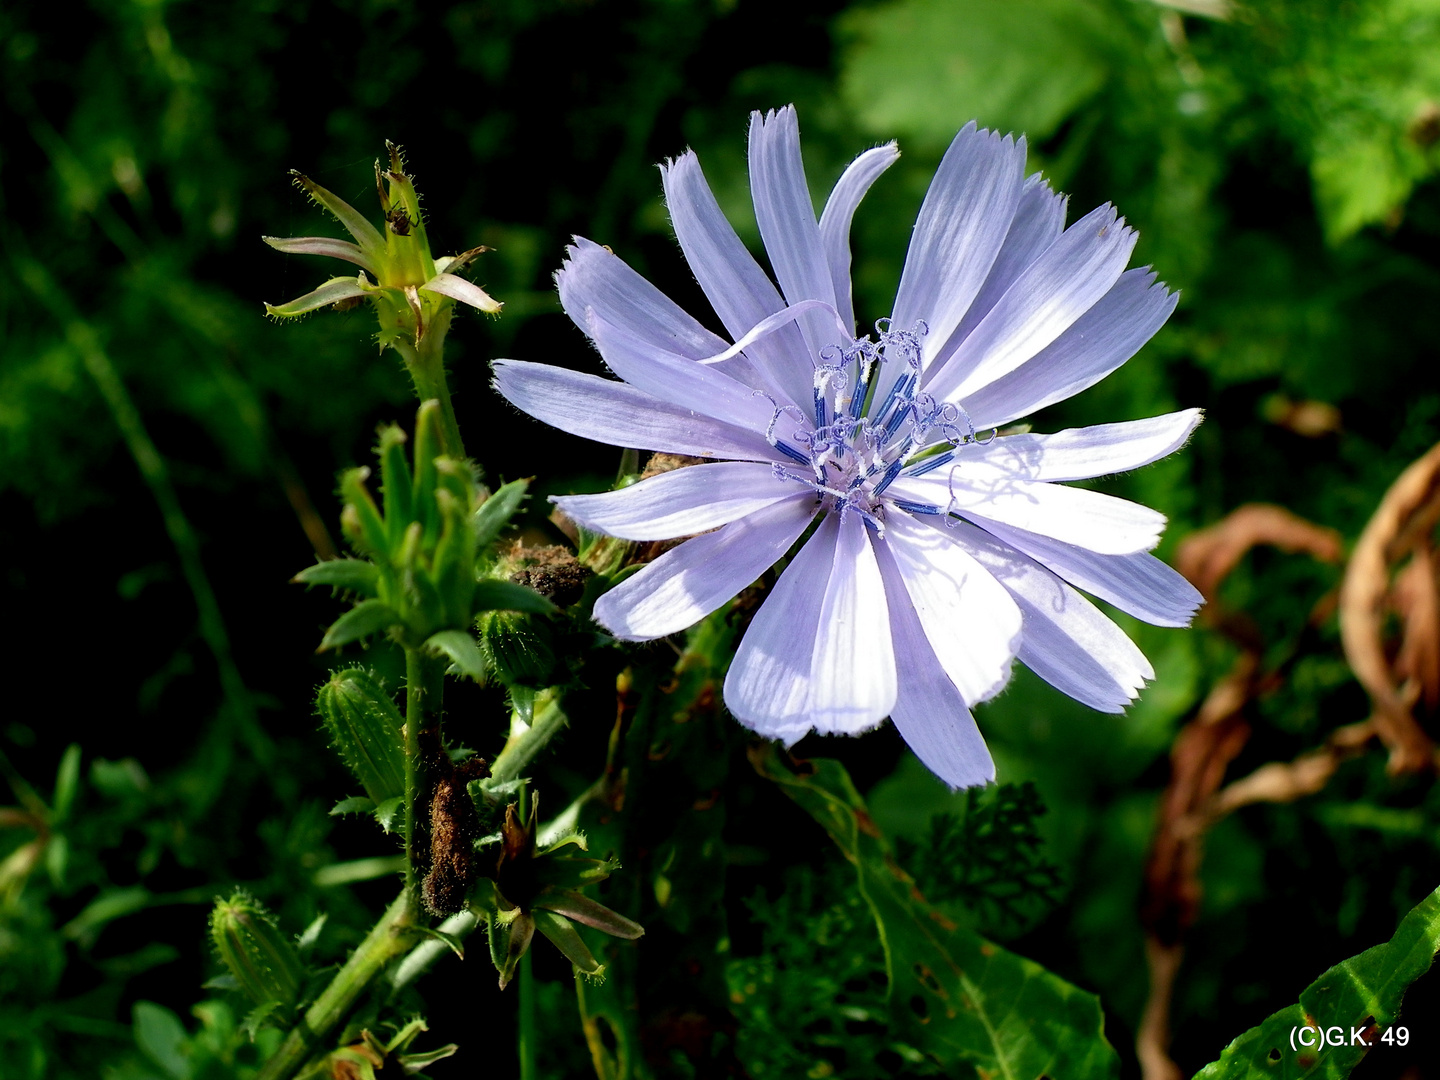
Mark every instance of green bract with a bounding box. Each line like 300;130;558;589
472;792;644;989
262;141;500;349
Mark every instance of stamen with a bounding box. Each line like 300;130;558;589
812;348;849;430
871;457;905;497
905;449;954;477
892;499;941;515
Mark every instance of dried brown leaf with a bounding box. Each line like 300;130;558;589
1339;442;1440;772
1393;544;1440;712
1176;503;1343;601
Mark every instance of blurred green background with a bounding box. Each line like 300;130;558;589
4;0;1440;1077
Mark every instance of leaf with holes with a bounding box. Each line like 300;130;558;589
752;746;1119;1080
1195;883;1440;1080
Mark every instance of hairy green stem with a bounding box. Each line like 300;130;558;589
491;690;569;785
256;890;419;1080
404;648;425;898
394;308;464;461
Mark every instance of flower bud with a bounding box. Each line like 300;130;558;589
209;891;302;1013
477;610;556;687
316;669;406;805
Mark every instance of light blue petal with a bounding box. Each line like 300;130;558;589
973;517;1203;628
806;513;896;735
818;143;900;334
595;496;817;640
724;515;840;742
939;410;1203;483
491;360;779;461
940;517;1153;712
874;541;995;789
926;203;1138;404
661;152;815;411
889;123;1027;373
882;514;1020;704
748;107;841;365
555;238;732;364
960;268;1178;430
887;473;1166;555
553;461;799;541
929;173;1067;369
585;308;782;436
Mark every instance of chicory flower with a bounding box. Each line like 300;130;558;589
493;107;1202;787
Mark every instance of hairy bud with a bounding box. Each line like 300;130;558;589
209;891;302;1013
316;669;407;805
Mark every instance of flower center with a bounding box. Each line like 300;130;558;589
763;318;994;532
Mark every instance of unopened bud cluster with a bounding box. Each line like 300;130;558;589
295;401;552;670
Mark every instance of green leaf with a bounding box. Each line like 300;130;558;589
340;467;390;556
44;833;69;889
839;0;1110;147
752;747;1119;1080
1195;883;1440;1079
293;559;380;596
52;742;81;820
397;1044;460;1073
416;925;466;959
472;578;556;615
424;629;488;680
330;795;377;816
313;855;406;887
373;795;405;834
133;1000;191;1080
240;999;285;1042
378;424;414;551
63;886;151;945
1311;128;1418;245
472;477;530;549
296;913;328;954
319;600;401;650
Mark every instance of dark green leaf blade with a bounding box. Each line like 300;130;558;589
472;579;556;615
293;559;380;596
752;746;1119;1080
1195;884;1440;1080
424;629;488;680
472;477;530;549
319;600;401;650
